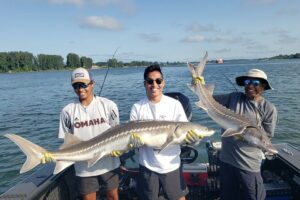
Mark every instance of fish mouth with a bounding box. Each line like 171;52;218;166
267;147;278;155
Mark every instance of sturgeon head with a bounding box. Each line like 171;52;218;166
174;122;215;142
151;121;215;152
232;127;278;154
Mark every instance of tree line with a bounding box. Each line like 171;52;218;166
270;53;300;59
0;51;186;73
99;59;157;68
0;51;93;73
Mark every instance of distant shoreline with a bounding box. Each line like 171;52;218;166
1;55;299;74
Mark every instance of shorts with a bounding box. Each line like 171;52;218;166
138;165;188;200
76;168;120;196
220;161;266;200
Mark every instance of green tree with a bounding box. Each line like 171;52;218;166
80;56;93;69
0;53;9;72
37;54;64;70
66;53;80;68
107;58;118;67
18;52;35;71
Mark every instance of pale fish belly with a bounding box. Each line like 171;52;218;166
141;132;171;148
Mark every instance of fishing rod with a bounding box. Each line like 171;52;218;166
98;47;120;96
223;73;238;92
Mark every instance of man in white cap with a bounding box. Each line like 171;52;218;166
58;67;120;200
213;69;277;200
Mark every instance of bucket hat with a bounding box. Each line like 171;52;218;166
235;69;273;90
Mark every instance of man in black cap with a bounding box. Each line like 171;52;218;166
214;68;277;200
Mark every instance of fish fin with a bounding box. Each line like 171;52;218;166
187;62;199;90
187;83;196;93
263;143;278;156
264;144;278;155
204;84;215;96
195;52;208;76
4;133;47;174
222;127;246;137
195;101;207;112
187;62;197;77
54;161;74;174
158;135;175;153
87;153;106;168
59;133;82;150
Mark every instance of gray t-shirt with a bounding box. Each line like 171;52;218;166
214;92;277;172
59;96;120;177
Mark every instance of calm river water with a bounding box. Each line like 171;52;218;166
0;59;300;194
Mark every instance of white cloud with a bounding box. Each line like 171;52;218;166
92;0;119;6
214;35;253;45
80;16;122;30
262;28;299;44
48;0;85;6
93;0;136;15
139;33;162;43
214;48;231;53
277;32;298;44
48;0;118;6
186;23;218;33
245;0;278;5
48;0;137;14
275;7;299;16
181;35;205;43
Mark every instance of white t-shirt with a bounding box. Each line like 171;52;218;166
59;96;120;177
130;95;188;173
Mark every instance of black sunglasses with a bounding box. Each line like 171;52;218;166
244;79;261;87
72;82;91;90
145;78;163;85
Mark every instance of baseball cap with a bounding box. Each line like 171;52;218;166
71;67;92;84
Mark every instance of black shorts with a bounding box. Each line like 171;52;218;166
220;161;266;200
76;168;120;196
138;165;188;200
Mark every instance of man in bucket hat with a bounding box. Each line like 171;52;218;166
235;69;273;90
213;68;277;200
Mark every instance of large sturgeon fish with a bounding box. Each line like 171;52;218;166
5;120;214;174
187;52;277;154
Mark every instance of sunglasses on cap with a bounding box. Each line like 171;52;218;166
72;82;91;90
244;79;261;86
145;78;163;85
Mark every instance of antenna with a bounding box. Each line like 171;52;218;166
98;47;120;96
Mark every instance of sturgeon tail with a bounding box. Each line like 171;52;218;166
5;133;47;174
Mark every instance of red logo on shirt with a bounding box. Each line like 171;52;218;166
74;118;106;128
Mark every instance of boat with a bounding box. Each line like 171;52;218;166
216;58;223;64
1;93;299;200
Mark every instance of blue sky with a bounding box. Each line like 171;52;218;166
1;0;299;62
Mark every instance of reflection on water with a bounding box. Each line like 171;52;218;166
0;59;300;194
